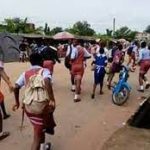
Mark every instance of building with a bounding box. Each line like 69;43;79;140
136;32;150;41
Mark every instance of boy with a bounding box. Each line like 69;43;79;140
138;41;150;92
13;53;56;150
91;48;108;99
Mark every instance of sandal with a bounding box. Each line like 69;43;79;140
0;131;10;141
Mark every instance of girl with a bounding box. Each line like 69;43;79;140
91;48;108;99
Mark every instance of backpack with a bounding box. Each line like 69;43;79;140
23;69;49;114
113;50;123;64
64;45;72;69
127;46;134;55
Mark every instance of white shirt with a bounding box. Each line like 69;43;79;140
0;61;4;68
66;44;77;56
70;46;91;60
16;65;51;88
139;48;150;61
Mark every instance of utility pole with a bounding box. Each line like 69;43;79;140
113;18;116;37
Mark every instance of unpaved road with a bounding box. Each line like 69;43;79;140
0;61;149;150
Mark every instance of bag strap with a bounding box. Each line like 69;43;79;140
37;68;44;76
68;45;72;58
20;105;25;132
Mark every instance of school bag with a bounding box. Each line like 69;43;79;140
23;69;49;114
64;45;72;69
127;46;134;55
113;50;123;64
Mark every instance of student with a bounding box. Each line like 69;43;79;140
65;40;78;92
127;41;139;71
107;44;125;89
41;45;61;76
0;94;10;119
91;48;108;99
13;53;56;150
71;42;91;102
0;61;13;140
137;41;150;92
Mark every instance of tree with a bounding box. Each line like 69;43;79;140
67;21;95;36
44;23;51;35
0;24;7;32
144;25;150;33
114;26;137;41
35;26;44;34
4;18;16;33
4;17;35;33
50;27;63;35
106;29;112;37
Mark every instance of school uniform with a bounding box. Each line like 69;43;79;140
71;46;91;78
93;54;107;85
139;48;150;74
16;66;56;135
0;61;4;103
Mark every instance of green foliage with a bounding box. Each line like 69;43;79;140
114;26;137;41
144;25;150;33
0;24;6;32
35;26;44;34
50;27;63;35
0;17;139;41
106;29;113;37
96;34;112;42
0;17;40;34
3;17;36;34
67;21;95;36
44;23;51;35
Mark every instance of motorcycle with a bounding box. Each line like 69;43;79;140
112;65;131;106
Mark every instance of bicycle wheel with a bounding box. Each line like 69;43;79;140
112;87;130;106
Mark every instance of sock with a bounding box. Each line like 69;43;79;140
74;94;79;99
0;132;3;136
106;81;109;85
72;85;75;90
146;81;149;85
40;143;45;150
140;85;144;90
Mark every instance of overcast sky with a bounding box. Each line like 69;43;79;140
0;0;150;33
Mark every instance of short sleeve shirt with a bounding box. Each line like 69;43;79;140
16;65;51;88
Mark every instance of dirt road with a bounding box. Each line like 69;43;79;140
0;61;149;150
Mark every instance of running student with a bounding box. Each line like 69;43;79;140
65;40;77;92
137;41;150;92
71;42;91;102
91;48;108;99
0;60;13;140
13;53;56;150
41;45;61;76
107;44;125;89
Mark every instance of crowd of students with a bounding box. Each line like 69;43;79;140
0;38;150;150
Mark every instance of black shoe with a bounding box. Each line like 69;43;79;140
107;85;111;90
137;89;144;93
91;94;95;99
3;114;10;120
100;91;104;95
74;98;81;102
145;83;150;89
0;131;10;141
71;89;75;92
